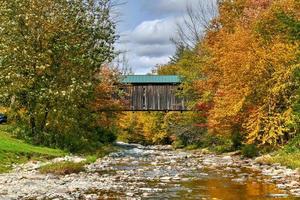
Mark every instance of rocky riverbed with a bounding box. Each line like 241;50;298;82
1;143;300;200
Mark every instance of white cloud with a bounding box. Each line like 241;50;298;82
120;18;177;45
116;0;217;74
131;19;175;45
135;44;174;57
117;17;178;74
131;55;171;74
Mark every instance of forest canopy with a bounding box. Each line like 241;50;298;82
0;0;299;152
0;0;118;152
153;0;300;147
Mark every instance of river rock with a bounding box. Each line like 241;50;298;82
268;193;289;198
0;143;299;199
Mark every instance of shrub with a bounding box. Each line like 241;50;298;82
213;141;233;154
199;133;232;152
186;144;199;150
172;140;185;149
241;144;259;158
15;125;117;153
175;126;204;147
95;127;117;144
231;131;244;150
281;134;300;153
265;134;300;169
85;155;97;164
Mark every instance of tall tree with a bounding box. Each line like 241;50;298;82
0;0;117;150
199;0;300;145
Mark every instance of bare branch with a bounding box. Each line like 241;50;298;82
172;0;218;49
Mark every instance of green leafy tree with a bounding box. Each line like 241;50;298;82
0;0;117;151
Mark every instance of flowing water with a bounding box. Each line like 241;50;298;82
1;143;300;200
87;143;300;200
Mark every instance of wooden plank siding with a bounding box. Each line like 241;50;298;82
122;84;186;111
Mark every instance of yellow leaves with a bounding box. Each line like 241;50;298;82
93;66;124;111
246;107;297;145
203;25;262;133
117;112;169;144
200;0;299;146
272;0;299;16
155;64;180;75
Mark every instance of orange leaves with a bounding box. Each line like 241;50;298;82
91;66;126;127
198;0;300;145
203;26;261;133
243;0;272;20
246;106;297;145
195;102;213;111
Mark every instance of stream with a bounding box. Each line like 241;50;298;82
1;142;300;200
87;142;300;200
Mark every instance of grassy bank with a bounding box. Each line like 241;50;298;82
271;152;300;169
0;125;65;173
0;124;122;174
256;151;300;170
177;132;300;170
257;136;300;169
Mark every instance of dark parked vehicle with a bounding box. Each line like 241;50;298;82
0;113;7;124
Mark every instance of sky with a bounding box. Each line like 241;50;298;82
115;0;203;74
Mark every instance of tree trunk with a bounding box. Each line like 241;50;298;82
30;114;36;137
40;105;49;133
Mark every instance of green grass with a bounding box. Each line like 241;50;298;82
85;155;97;164
271;135;300;169
0;125;65;173
256;152;300;169
39;149;118;175
257;135;300;169
271;152;300;169
39;161;85;175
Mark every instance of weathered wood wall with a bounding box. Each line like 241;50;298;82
123;84;186;111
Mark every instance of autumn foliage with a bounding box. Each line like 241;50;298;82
157;0;299;147
198;0;300;145
91;66;127;127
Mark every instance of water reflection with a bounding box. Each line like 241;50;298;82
135;167;300;200
176;176;293;200
107;145;300;200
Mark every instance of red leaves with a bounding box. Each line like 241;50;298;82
194;123;209;128
195;102;213;111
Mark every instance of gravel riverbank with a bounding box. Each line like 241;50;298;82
0;143;300;200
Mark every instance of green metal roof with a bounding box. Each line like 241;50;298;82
121;75;182;84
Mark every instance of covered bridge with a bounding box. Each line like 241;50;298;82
121;75;187;111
